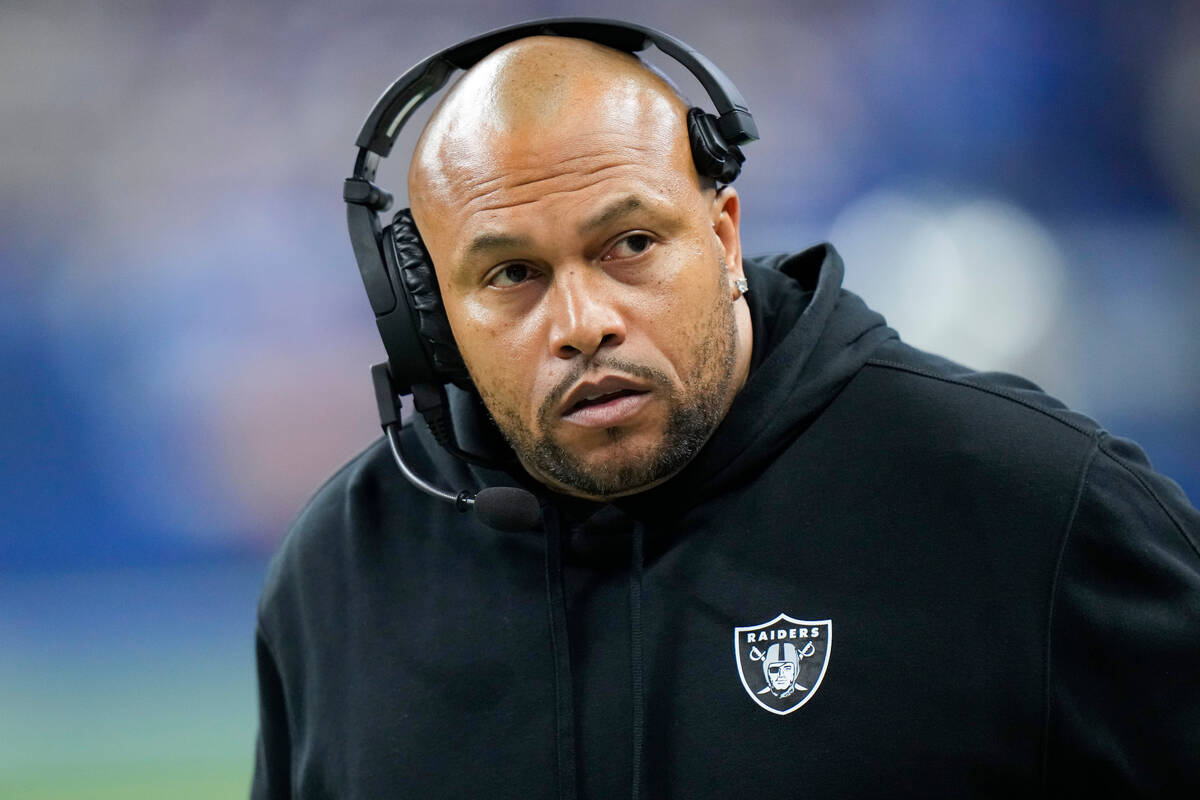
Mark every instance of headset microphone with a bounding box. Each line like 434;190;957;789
385;425;541;532
373;364;542;532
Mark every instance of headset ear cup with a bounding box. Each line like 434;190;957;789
387;209;472;388
686;107;745;184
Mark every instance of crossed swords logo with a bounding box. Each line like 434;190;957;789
748;640;816;663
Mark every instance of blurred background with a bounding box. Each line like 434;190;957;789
2;0;1197;795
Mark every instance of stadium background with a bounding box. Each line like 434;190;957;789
2;0;1197;796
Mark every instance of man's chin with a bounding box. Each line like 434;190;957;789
519;436;680;501
544;470;677;502
506;388;727;500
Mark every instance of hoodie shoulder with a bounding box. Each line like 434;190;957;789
864;338;1104;439
833;338;1107;529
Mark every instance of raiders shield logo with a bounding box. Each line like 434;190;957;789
734;614;832;715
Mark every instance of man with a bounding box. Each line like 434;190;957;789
759;642;809;698
253;31;1200;799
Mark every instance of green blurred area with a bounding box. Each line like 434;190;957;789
0;762;249;800
0;562;264;800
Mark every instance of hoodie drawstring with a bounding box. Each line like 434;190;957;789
542;505;579;800
630;521;647;800
543;507;649;800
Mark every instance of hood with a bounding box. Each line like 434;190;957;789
422;243;896;529
615;244;895;520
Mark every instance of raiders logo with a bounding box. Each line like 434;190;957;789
734;613;832;715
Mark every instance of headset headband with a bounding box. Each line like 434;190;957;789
352;17;758;170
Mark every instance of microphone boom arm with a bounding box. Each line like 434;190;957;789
385;422;476;512
373;362;542;532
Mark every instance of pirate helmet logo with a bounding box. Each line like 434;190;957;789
734;613;832;715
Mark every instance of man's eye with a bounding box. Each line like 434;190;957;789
604;233;653;260
489;263;536;288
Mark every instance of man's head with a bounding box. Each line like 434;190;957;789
763;643;800;692
409;35;753;501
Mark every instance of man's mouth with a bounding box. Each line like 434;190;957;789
568;388;645;412
559;376;653;428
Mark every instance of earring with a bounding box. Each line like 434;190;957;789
734;277;749;298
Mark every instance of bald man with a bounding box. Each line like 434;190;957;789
404;37;751;501
253;28;1200;800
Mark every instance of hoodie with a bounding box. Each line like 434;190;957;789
252;245;1200;799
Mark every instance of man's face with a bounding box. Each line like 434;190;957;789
768;661;795;691
412;68;750;500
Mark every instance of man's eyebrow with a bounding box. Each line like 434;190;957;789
459;195;652;266
462;232;533;261
578;195;646;235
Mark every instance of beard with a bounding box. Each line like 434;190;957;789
478;260;741;499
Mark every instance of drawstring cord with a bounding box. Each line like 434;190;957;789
630;522;647;800
542;505;579;800
543;506;648;800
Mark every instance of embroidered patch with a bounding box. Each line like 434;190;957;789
734;613;832;715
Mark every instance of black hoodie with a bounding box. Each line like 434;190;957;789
253;245;1200;799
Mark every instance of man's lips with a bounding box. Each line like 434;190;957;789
559;375;652;427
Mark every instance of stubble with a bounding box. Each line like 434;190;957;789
479;258;740;498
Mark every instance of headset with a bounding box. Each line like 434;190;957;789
342;17;758;529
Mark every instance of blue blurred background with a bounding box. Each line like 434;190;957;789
2;0;1197;795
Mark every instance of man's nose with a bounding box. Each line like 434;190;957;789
546;266;627;359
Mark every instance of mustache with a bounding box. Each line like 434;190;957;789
538;357;672;421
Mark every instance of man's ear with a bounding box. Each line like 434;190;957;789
711;186;743;284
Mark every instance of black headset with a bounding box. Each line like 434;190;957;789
344;17;758;463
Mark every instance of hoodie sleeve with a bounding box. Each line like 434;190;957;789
250;624;292;800
1045;432;1200;794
